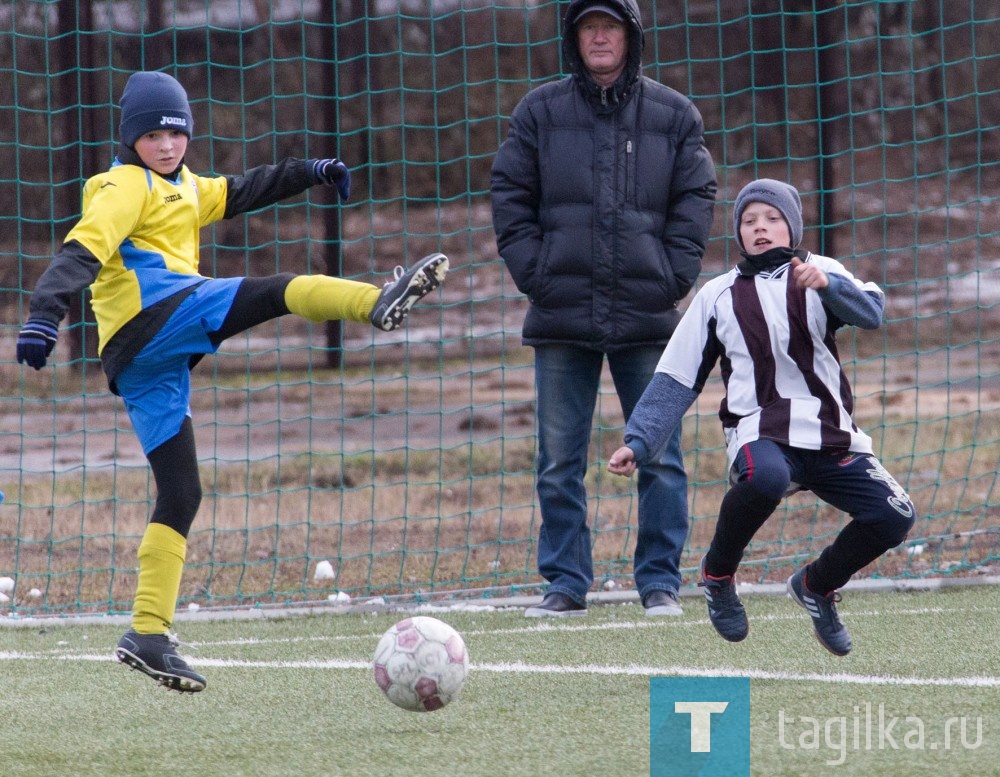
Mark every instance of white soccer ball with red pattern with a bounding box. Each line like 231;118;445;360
372;616;469;712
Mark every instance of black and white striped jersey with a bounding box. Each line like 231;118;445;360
656;253;885;466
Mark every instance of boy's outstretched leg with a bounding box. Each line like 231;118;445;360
226;253;449;336
369;252;449;331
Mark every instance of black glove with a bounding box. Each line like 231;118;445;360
311;158;351;201
16;318;59;370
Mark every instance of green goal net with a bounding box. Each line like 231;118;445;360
1;1;997;616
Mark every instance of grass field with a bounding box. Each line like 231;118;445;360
1;584;997;777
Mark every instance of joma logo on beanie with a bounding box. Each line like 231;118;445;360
119;71;194;147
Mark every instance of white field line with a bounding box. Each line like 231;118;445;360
1;604;998;688
0;651;997;688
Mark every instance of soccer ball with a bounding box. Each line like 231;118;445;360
372;616;469;712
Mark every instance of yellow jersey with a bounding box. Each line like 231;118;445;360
64;161;228;352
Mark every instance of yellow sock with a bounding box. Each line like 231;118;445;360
284;275;380;323
132;523;187;635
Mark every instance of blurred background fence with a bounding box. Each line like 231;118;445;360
1;0;997;615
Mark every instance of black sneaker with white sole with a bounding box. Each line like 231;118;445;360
369;252;449;332
787;566;853;656
115;629;207;693
698;560;749;642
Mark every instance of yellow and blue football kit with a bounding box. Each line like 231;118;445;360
18;71;447;692
27;155;378;643
22;129;447;691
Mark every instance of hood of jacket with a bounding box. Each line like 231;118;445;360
561;0;644;105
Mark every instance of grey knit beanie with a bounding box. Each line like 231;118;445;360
119;72;193;147
733;178;803;250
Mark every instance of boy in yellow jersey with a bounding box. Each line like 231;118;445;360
16;71;449;692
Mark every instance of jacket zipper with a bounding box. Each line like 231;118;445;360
625;139;632;202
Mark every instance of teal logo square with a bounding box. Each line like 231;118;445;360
650;676;750;776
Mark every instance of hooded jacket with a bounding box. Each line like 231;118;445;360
490;0;717;351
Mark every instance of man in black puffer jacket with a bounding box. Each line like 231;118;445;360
491;0;717;618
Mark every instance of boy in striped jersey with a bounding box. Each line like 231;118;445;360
608;179;915;655
16;71;448;691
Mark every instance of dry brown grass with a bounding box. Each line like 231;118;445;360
5;366;997;615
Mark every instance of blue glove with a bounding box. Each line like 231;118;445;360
16;318;59;370
311;158;351;201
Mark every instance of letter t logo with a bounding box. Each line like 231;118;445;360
650;677;750;776
674;701;729;752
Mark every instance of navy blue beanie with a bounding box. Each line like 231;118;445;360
733;179;803;250
119;72;193;147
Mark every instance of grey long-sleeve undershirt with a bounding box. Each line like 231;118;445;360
623;374;697;466
818;271;884;330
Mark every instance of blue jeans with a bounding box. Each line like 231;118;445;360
533;344;689;605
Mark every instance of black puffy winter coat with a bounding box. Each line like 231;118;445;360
490;0;717;352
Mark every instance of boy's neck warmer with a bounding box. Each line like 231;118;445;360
737;246;803;276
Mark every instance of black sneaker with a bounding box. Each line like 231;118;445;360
698;561;749;642
369;253;449;331
642;589;683;617
787;567;852;656
524;592;587;618
115;629;207;693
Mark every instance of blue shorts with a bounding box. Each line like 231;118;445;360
115;278;242;455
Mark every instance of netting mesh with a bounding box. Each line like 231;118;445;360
1;1;997;615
